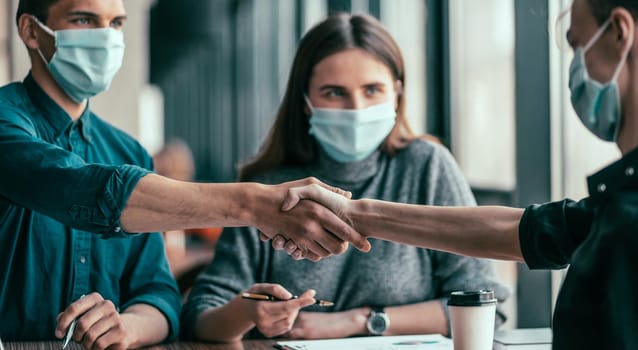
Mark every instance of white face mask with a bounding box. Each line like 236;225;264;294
306;97;397;163
32;16;125;103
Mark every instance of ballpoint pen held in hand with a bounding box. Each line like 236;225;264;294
241;292;334;307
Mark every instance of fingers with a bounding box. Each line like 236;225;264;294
79;313;121;350
319;211;370;253
281;181;351;212
248;288;316;338
74;300;120;348
55;293;126;350
247;283;293;301
56;293;102;338
271;235;286;250
305;178;352;200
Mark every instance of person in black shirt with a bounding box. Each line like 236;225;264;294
278;0;638;348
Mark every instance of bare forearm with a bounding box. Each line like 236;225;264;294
121;304;169;348
350;199;525;261
195;297;254;342
340;302;447;337
385;301;448;336
120;174;258;233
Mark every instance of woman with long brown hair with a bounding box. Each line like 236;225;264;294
182;13;508;341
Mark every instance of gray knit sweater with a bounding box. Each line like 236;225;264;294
181;139;510;339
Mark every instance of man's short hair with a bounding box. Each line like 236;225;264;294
16;0;59;26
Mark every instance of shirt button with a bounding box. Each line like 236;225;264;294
597;183;607;193
114;226;121;233
626;167;635;176
79;256;86;264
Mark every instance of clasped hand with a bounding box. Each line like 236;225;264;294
261;181;355;260
257;178;366;261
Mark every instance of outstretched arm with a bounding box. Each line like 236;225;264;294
121;175;370;260
281;184;524;261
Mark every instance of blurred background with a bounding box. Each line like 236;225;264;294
0;0;622;331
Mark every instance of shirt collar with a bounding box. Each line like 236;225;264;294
587;146;638;199
23;73;93;143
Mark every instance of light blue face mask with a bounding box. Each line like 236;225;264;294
569;19;632;142
32;16;125;103
307;97;397;163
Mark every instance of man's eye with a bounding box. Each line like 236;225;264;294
111;19;124;29
73;17;91;25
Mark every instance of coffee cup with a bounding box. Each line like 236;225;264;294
448;290;497;350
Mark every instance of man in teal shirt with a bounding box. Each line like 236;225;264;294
1;0;370;347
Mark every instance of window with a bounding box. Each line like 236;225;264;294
449;0;516;191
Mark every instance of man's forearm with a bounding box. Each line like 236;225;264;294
120;175;370;260
121;304;170;348
120;174;259;233
350;199;525;261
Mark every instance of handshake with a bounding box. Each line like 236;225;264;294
255;177;370;262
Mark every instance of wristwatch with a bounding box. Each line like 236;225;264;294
366;306;390;335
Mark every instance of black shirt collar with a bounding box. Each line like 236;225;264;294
587;146;638;198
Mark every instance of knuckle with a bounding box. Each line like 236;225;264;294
84;331;97;345
95;338;110;350
283;319;294;330
67;303;81;315
75;319;89;334
102;299;115;309
89;292;103;301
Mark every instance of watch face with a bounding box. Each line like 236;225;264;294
368;313;388;334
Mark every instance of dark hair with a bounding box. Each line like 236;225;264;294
239;13;414;181
587;0;638;24
16;0;59;26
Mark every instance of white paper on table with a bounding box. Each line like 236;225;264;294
274;334;452;350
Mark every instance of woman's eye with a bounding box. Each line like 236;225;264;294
365;86;379;95
328;89;345;97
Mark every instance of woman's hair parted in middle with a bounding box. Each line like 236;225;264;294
239;13;415;180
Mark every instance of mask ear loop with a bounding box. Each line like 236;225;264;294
303;95;315;112
611;21;635;82
584;19;611;52
30;15;54;65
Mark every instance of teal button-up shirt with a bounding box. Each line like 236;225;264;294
0;74;181;340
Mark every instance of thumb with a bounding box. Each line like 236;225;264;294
281;185;317;212
281;184;346;212
295;289;317;308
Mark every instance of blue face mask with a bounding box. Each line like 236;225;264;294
307;97;397;163
569;19;632;142
32;16;125;103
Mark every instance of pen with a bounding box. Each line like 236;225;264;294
241;292;334;307
62;319;77;349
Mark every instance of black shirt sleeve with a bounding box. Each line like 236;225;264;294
519;198;594;269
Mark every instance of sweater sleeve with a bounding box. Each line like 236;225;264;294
180;226;268;340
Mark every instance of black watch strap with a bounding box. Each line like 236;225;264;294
371;306;384;314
